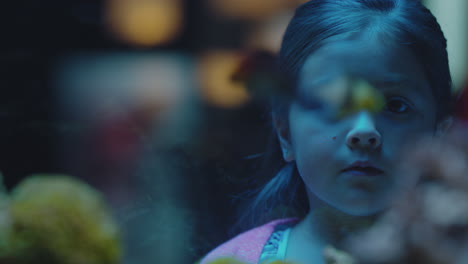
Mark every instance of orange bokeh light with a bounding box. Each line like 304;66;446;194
197;51;250;108
207;0;291;20
246;11;294;52
106;0;182;47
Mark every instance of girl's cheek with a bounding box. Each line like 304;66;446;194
295;137;336;162
385;122;434;144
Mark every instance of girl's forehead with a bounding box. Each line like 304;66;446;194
298;38;429;92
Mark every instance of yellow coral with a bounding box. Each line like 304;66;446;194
206;258;300;264
338;79;385;118
0;174;11;255
207;257;249;264
323;246;357;264
262;260;300;264
350;79;385;113
4;174;122;264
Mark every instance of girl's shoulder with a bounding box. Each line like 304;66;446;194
200;218;299;264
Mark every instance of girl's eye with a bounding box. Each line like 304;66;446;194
385;97;411;114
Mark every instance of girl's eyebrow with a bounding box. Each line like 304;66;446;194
300;73;339;89
372;75;426;92
375;78;427;92
370;72;407;85
377;77;433;107
375;79;406;86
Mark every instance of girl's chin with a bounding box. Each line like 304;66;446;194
340;203;389;217
341;208;384;217
311;191;391;216
331;200;388;217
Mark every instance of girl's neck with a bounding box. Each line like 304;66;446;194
287;208;376;264
286;195;379;264
298;206;377;247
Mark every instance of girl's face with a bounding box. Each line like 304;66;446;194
280;38;438;215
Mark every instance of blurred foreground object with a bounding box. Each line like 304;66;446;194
323;246;357;264
328;77;385;119
231;50;385;118
206;257;249;264
347;123;468;264
0;175;122;264
231;50;285;101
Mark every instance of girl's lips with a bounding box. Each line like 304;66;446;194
341;161;384;176
342;167;384;176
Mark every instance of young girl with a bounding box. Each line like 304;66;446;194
201;0;453;263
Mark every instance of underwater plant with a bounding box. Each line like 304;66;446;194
0;174;122;264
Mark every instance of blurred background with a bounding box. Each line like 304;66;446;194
1;0;467;263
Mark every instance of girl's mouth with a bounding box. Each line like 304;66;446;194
342;161;384;176
342;167;383;176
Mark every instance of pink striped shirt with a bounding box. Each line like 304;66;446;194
200;218;299;264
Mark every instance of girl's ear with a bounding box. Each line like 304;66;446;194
435;116;453;137
273;114;295;162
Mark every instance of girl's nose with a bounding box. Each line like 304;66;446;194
346;112;381;150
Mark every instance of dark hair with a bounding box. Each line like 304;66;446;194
238;0;452;230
